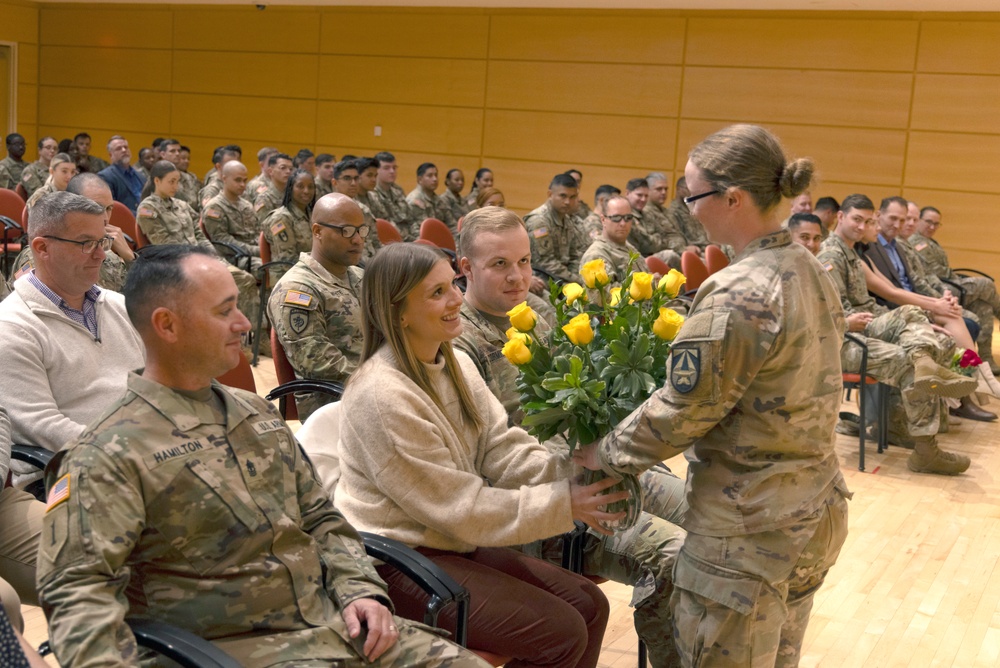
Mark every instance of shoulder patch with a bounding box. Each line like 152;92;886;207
255;200;267;212
14;263;32;279
532;226;549;239
138;206;156;218
46;474;71;512
22;171;31;182
914;242;927;251
203;208;221;220
284;290;313;308
288;308;310;334
270;220;287;235
670;346;701;394
823;262;834;272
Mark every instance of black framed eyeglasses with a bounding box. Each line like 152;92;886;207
605;214;637;224
683;190;720;207
42;235;114;254
315;222;371;239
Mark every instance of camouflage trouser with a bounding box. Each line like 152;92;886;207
522;467;687;668
265;620;491;667
865;304;955;366
842;335;938;437
671;486;849;668
956;276;999;363
228;264;260;344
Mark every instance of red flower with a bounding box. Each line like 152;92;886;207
959;349;982;368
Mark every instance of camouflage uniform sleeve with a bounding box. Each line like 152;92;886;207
37;445;145;667
268;284;357;383
0;164;12;190
816;248;858;316
202;206;259;256
264;212;301;265
599;302;777;476
526;216;577;284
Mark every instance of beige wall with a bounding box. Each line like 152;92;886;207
9;4;1000;267
0;0;38;146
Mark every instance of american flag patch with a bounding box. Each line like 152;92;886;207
14;264;31;279
271;221;286;234
138;207;155;218
914;242;927;251
46;474;70;512
284;290;313;307
532;227;548;239
823;262;834;272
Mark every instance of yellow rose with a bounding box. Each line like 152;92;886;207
610;287;623;306
502;337;532;365
652;307;685;341
562;313;595;346
657;268;687;298
505;326;531;345
580;259;609;289
562;282;586;306
629;272;654;301
507;301;537;332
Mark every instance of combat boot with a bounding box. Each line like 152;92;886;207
911;355;978;398
907;437;971;475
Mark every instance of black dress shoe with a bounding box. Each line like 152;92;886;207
950;398;999;422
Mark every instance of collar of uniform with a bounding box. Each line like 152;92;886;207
126;371;256;432
734;228;790;262
824;231;856;259
298;252;363;291
544;201;567;225
460;298;507;344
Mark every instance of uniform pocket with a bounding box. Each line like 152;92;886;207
673;549;762;616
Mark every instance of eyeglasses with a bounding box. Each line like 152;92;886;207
683;190;720;207
315;221;371;239
605;214;637;224
42;235;114;254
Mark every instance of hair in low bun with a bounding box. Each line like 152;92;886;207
779;158;814;200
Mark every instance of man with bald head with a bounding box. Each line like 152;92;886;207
201;161;262;273
267;193;370;419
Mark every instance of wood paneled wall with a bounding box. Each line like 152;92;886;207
22;6;1000;267
0;0;38;146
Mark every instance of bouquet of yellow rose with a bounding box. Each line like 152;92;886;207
503;255;686;530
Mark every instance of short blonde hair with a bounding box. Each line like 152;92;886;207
458;206;525;261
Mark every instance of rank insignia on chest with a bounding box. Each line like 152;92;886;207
289;308;310;334
670;346;700;394
46;474;71;512
532;227;549;239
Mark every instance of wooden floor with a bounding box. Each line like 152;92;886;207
22;342;1000;667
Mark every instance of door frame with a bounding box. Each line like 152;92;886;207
0;41;17;134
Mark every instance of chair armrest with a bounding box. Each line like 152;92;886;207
953;268;994;281
209;241;252;272
265;379;344;403
255;259;295;282
10;443;53;470
127;618;243;668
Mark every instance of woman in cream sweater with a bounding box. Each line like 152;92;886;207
337;243;625;668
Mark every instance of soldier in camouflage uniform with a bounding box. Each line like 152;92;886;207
356;156;391;223
625;178;684;270
524;173;586;284
199;146;241;208
440;168;471;236
255;153;293;225
331;160;382;264
454;206;685;667
660;176;712;253
157;139;199;212
201;161;262;273
573;126;851;668
407;162;453;236
580;196;649;288
263;170;316;283
0;133;27;190
912;205;1000;373
245;146;277;203
268;194;367;420
817;194;976;473
315;152;335;198
72;133;109;174
373;151;417;241
37;245;487;668
20;136;57;198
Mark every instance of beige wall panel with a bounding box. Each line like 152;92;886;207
317;56;486;108
18;43;37;85
917;21;1000;75
942;249;1000;273
487;61;681;116
17;83;36;126
911;73;1000;135
41;8;172;49
320;12;489;59
315;102;482;157
483;109;676;169
489;15;685;64
682;67;912;129
173;51;318;99
903;188;1000;254
171;94;317;146
173;8;321;54
0;2;38;42
40;46;169;93
674;120;906;186
481;158;667;214
905;132;1000;194
38;86;171;135
686;18;918;72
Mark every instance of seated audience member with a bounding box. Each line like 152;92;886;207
158;138;200;211
579;194;649;285
268;194;367;421
314;152;335;198
97;135;145;215
12;173;135;293
201;160;262;272
911;205;1000;374
582;184;620;241
787;212;825;257
789;190;812;215
524;172;586;284
254;152;293;224
440;168;471;230
626;177;686;270
263;168;316;282
245;146;278;202
199;145;242;207
453;207;685;666
372;151;417;241
177;145;198;187
407;162;452;235
37;244;486;668
0;133;27;190
336;242;617;668
663;176;711;252
24;153;75;209
332;160;381;263
817;194;980;472
72;132;109;173
474;186;504;209
0;405;44;635
814;196;840;233
565;169;591;218
355;156;390;222
137;160;260;332
0;192;144;452
134;146;156;182
19;136;56;197
465;167;494;209
294;147;316;174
